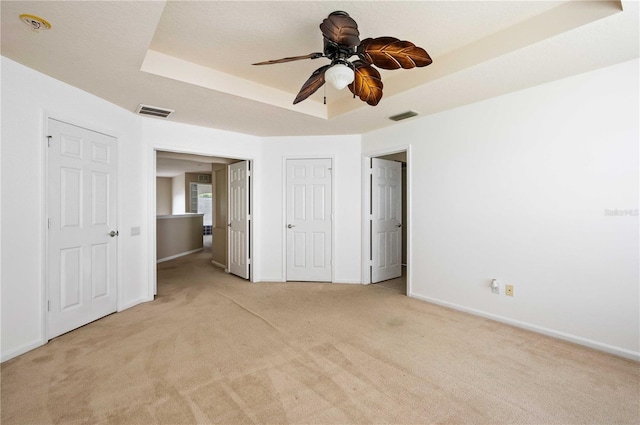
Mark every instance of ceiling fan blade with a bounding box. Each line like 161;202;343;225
252;52;324;66
348;61;383;106
320;12;360;48
293;65;331;104
357;37;432;70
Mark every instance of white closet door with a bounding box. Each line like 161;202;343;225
286;159;332;282
47;118;118;338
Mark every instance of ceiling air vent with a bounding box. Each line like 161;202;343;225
389;110;419;122
136;104;174;119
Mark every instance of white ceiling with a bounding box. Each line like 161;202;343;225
1;1;638;137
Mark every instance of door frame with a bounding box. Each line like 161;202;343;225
42;111;123;342
282;155;335;282
148;146;256;296
361;145;412;296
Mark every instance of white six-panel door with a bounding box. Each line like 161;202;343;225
228;161;250;279
286;159;332;282
371;158;402;283
47;119;118;339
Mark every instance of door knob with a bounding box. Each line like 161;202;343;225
396;224;402;228
109;230;119;237
287;224;295;229
228;223;232;227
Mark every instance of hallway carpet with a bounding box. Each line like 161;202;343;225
2;250;638;424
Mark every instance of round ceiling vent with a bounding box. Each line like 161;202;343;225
19;14;51;30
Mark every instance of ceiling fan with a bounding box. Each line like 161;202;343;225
253;11;432;106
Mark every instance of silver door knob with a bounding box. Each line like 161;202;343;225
228;223;232;227
109;230;119;237
287;224;295;229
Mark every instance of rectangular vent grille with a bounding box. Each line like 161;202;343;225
136;104;174;118
389;110;419;122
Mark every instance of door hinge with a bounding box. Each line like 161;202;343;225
48;218;51;229
47;300;51;312
247;259;251;265
46;135;52;147
247;170;251;177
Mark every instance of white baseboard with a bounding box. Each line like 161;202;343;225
1;338;46;363
333;279;362;284
157;248;203;263
409;293;640;362
210;260;226;269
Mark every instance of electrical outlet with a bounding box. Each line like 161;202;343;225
506;284;514;297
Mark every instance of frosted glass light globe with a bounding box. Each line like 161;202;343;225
325;63;354;90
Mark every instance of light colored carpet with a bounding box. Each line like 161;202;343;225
1;250;638;424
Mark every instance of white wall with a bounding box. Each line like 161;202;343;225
363;59;640;359
171;174;186;214
258;136;362;283
1;57;149;361
156;177;172;215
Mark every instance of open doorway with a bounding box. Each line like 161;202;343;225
362;149;409;296
153;151;253;294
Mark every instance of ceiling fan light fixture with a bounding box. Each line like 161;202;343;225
325;62;354;90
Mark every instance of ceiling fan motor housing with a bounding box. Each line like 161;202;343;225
323;40;355;63
322;11;359;63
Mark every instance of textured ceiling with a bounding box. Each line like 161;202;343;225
1;1;638;137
